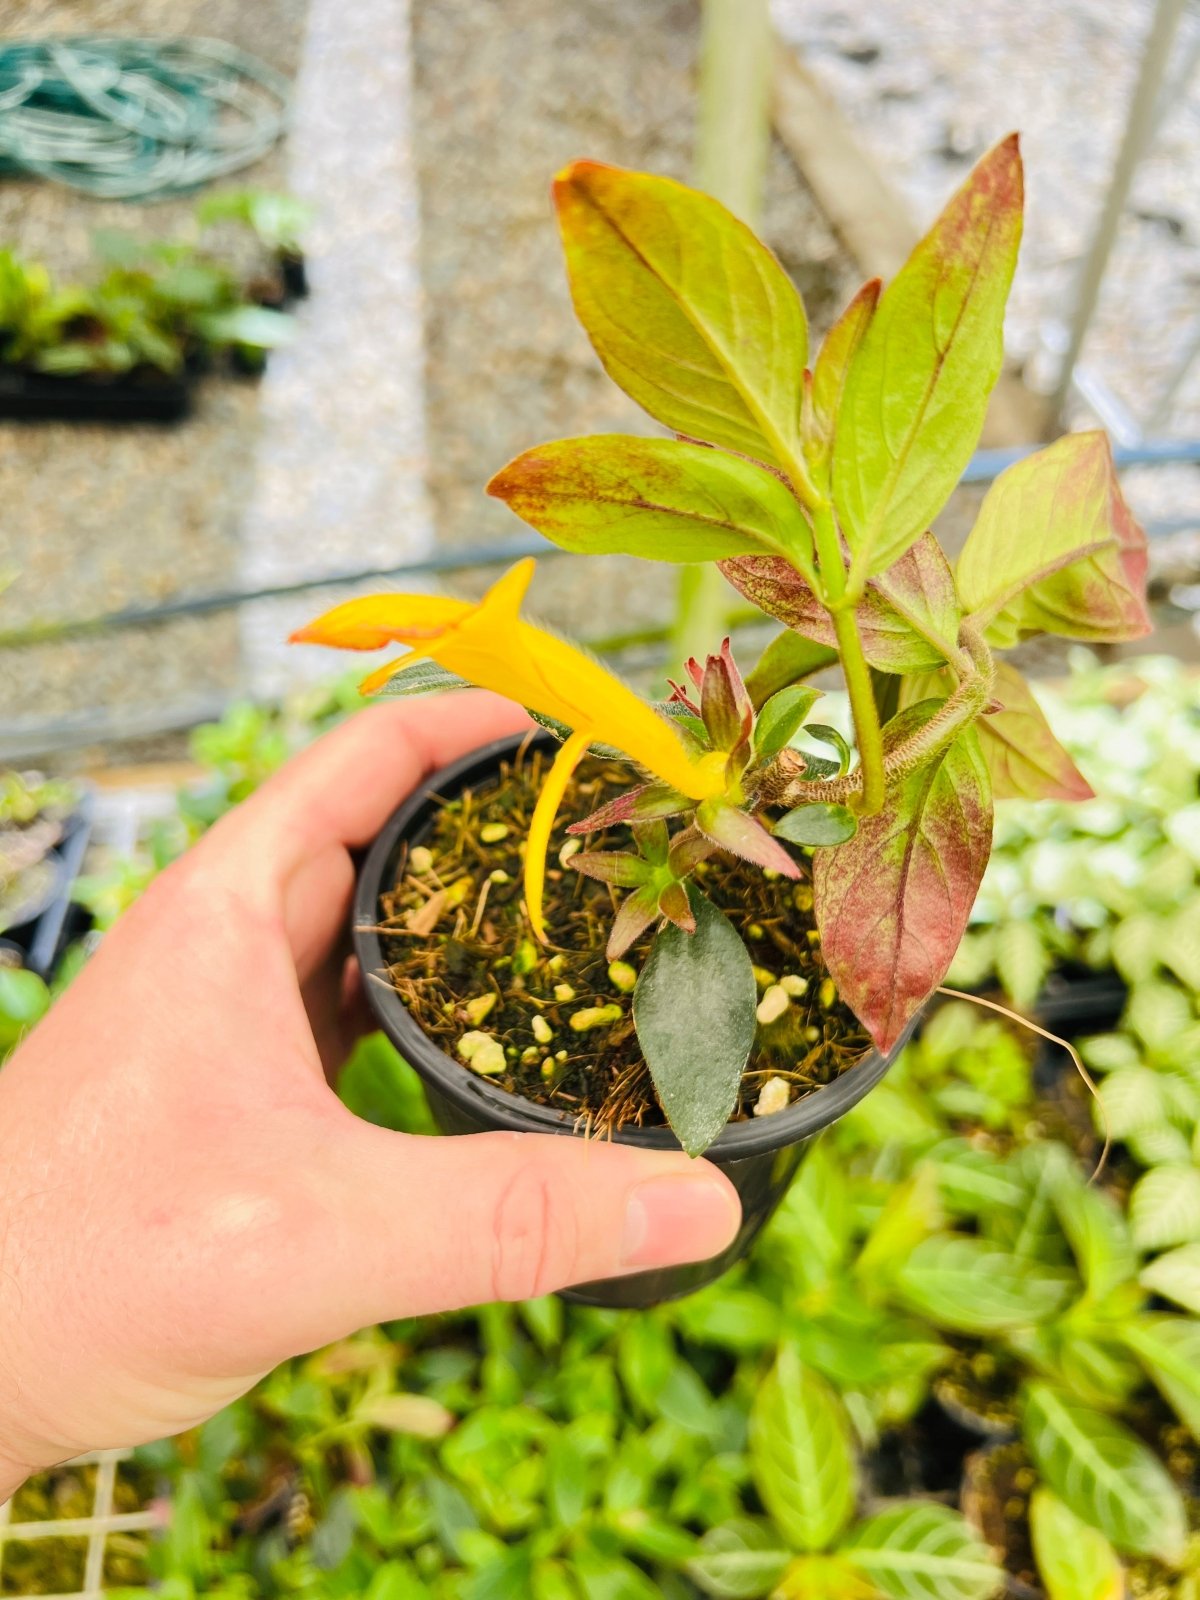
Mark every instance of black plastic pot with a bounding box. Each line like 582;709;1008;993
353;732;909;1310
0;366;191;423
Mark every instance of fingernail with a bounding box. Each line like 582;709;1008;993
620;1173;741;1270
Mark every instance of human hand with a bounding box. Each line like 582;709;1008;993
0;693;740;1496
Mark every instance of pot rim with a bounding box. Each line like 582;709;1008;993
352;731;910;1159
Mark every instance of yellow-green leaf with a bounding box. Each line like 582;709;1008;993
1029;1487;1124;1600
833;135;1023;579
554;161;809;468
956;431;1150;646
749;1347;857;1553
489;435;814;571
805;277;880;472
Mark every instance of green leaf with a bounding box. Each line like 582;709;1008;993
554;161;808;468
1029;1487;1124;1600
744;631;838;710
374;659;472;697
804;724;853;777
1022;1382;1187;1562
813;706;993;1052
722;535;961;675
0;965;51;1049
1139;1242;1200;1314
774;802;857;846
488;435;814;573
1047;1157;1136;1301
194;305;294;349
633;885;756;1155
832;136;1023;578
956;431;1150;646
893;1235;1075;1332
687;1520;791;1599
748;1346;857;1553
1121;1315;1200;1440
1130;1164;1200;1251
753;685;821;761
805;278;881;470
338;1034;436;1135
843;1502;1002;1600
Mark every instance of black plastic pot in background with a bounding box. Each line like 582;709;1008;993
353;732;909;1311
1034;967;1127;1035
4;793;94;979
279;250;309;300
0;367;191;424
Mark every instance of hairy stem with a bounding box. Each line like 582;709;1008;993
808;498;886;815
770;619;995;808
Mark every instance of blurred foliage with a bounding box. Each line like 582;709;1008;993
0;191;305;380
7;658;1200;1597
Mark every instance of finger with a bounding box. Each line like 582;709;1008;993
210;692;532;895
281;1121;742;1347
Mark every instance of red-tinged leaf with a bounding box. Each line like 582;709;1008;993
805;278;881;468
667;825;716;878
832;135;1024;577
487;434;814;568
608;884;662;959
568;782;694;835
570;851;653;888
553;161;809;468
657;880;696;934
956;430;1151;646
701;638;754;751
696;799;802;878
631;818;670;864
813;702;994;1051
722;534;961;673
903;662;1093;802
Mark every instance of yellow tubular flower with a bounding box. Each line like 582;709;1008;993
291;559;725;940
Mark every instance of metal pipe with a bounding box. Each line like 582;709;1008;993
1049;0;1188;418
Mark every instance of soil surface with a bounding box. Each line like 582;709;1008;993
373;739;870;1133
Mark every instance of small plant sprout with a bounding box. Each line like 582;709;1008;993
296;135;1150;1155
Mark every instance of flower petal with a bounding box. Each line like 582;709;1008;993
289;593;472;650
525;727;592;943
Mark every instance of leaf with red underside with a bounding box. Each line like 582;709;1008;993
568;782;694;835
901;662;1093;802
657;880;696;934
721;534;962;673
956;431;1151;647
804;278;881;469
832;135;1024;577
570;851;653;888
696;799;802;878
813;701;994;1052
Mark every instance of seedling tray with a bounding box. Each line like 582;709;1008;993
0;368;191;424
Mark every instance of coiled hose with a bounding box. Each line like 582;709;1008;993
0;36;289;201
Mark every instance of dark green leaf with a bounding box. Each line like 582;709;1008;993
753;685;821;761
774;802;857;847
633;886;756;1155
744;631;838;710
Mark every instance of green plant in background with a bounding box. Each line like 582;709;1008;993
689;1347;999;1599
196;188;314;263
9;668;1200;1597
0;768;78;933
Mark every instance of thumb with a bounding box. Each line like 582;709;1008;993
296;1119;742;1339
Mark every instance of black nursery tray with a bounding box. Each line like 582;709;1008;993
0;367;192;423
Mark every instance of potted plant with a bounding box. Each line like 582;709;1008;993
290;136;1150;1307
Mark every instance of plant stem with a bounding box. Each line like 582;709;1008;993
808;498;886;815
769;621;996;808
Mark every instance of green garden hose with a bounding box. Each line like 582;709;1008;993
0;36;289;201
